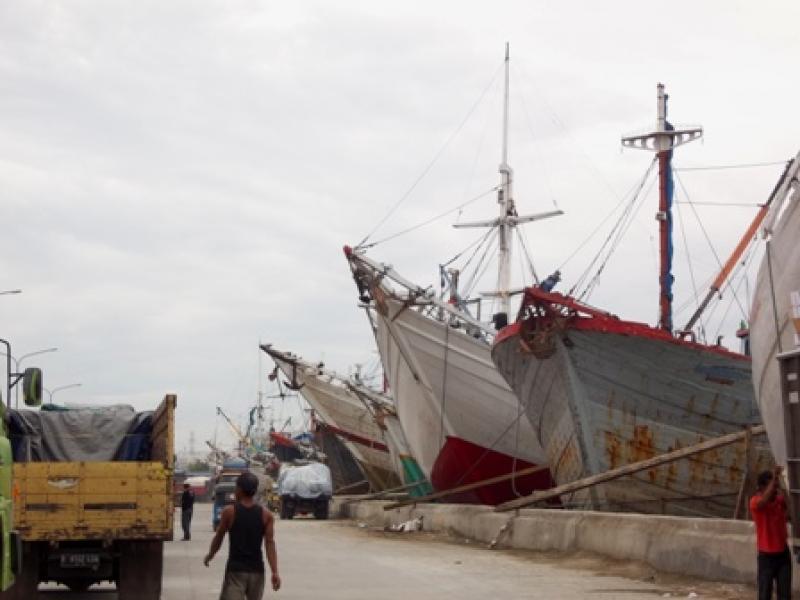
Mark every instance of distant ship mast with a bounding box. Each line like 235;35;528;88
453;43;561;328
622;84;702;332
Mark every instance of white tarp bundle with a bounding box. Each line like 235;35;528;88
277;462;332;498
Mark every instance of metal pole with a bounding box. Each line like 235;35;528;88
0;339;11;408
47;383;82;404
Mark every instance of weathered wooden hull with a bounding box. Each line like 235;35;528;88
751;182;800;472
493;318;769;517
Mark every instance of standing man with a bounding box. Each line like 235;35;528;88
181;482;195;541
750;466;792;600
204;472;281;599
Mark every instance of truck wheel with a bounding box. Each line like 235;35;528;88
313;500;329;520
2;542;40;599
280;499;295;520
63;579;92;592
117;540;163;600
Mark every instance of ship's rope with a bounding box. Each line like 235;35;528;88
572;160;657;301
674;170;748;321
359;185;499;249
675;196;706;342
357;61;504;248
675;160;787;172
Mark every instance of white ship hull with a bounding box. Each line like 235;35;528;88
373;293;552;505
270;354;400;491
751;178;800;471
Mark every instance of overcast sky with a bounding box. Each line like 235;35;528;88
1;1;798;456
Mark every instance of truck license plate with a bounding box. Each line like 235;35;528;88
61;553;100;569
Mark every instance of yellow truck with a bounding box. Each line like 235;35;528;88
3;394;175;599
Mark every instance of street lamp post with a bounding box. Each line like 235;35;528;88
46;383;82;404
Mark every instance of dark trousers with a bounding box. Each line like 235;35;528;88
758;548;792;600
182;508;193;540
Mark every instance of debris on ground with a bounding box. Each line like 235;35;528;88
385;516;424;533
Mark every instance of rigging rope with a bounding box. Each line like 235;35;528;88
675;197;706;342
675;160;787;172
359;185;499;249
574;159;658;300
516;226;540;284
563;159;657;294
674;171;747;320
357;62;505;248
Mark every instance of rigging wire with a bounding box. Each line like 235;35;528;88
441;226;497;270
571;159;657;300
560;159;657;280
675;198;706;343
675;160;787;172
675;201;763;207
673;170;747;320
463;231;499;299
515;227;540;283
359;185;499;249
357;62;505;248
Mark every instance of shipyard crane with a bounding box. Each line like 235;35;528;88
216;406;251;453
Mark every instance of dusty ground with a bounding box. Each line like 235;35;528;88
33;503;753;599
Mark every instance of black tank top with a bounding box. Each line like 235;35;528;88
226;503;265;573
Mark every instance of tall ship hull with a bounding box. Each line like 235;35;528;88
263;346;401;492
750;153;800;471
346;255;554;505
493;288;769;516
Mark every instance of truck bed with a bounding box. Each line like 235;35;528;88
12;394;175;542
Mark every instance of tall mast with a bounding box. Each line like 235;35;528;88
453;43;562;328
497;41;513;319
622;84;702;332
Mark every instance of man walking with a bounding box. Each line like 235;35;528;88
750;465;791;600
181;482;195;541
204;472;281;599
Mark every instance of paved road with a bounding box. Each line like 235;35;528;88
35;503;741;599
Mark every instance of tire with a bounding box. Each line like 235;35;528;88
280;498;295;520
117;541;163;600
63;579;92;592
1;542;40;600
313;499;329;520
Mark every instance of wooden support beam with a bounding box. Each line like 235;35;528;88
340;479;432;504
495;425;766;513
383;465;550;511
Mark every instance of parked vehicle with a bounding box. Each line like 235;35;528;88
4;394;176;599
277;463;332;520
0;338;44;596
211;458;248;530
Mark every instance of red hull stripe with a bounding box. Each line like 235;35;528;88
318;423;389;453
494;287;749;362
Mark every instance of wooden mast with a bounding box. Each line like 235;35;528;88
622;84;702;332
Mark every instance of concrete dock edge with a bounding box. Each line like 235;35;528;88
332;498;795;589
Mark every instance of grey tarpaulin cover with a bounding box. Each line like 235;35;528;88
277;463;332;498
8;405;153;462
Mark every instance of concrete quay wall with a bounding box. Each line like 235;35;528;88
332;499;780;588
